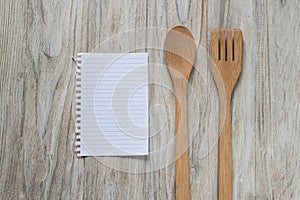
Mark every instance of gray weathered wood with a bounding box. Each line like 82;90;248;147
0;0;299;199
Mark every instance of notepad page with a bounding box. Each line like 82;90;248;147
76;53;148;156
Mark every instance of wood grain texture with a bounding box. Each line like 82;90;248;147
0;0;299;200
164;26;196;200
210;28;243;200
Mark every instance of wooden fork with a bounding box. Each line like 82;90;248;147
209;28;243;200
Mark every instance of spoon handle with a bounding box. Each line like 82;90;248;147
218;94;232;200
175;83;190;200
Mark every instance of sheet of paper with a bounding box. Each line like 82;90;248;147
76;53;148;156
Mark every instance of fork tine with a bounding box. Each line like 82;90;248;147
210;28;219;61
220;29;226;61
234;29;242;62
227;29;233;61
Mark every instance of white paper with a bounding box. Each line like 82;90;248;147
76;53;148;156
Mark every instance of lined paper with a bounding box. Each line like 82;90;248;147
77;53;148;156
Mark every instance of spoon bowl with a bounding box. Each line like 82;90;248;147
164;26;196;82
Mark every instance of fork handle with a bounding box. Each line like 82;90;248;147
218;94;233;200
175;83;190;200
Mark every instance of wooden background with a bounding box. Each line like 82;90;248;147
0;0;299;199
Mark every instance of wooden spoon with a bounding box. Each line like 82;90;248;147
164;26;196;200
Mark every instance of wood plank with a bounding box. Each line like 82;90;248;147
0;1;27;199
0;0;84;199
78;1;148;199
266;0;300;199
207;1;258;199
146;1;217;199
